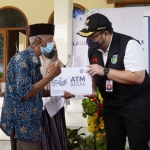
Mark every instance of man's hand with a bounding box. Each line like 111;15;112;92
84;90;97;99
62;91;75;99
48;62;61;79
86;64;104;76
23;62;61;101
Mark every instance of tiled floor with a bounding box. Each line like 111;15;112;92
0;140;11;150
0;138;149;150
0;140;129;150
0;128;11;150
0;141;138;150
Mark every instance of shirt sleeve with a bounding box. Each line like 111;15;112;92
124;40;145;72
15;57;33;99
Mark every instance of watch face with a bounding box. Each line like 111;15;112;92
104;68;109;76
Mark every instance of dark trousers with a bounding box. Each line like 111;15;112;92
10;128;41;150
103;103;150;150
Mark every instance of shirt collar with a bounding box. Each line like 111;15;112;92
27;46;41;68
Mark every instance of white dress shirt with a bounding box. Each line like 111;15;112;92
84;36;145;72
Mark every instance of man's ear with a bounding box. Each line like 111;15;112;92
53;41;57;49
53;44;57;50
104;31;109;36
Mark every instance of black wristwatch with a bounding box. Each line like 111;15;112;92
103;68;110;77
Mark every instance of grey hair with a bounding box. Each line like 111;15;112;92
29;35;46;45
29;36;37;45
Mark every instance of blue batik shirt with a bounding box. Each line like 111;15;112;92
0;46;44;142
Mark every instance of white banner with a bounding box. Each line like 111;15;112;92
50;67;92;96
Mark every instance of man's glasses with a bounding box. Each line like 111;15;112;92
41;38;54;44
88;32;104;42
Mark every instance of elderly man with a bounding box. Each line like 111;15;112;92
0;23;65;150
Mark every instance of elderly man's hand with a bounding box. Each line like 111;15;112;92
62;91;75;99
84;90;97;99
48;62;61;79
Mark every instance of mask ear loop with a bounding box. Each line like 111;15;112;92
40;38;47;44
99;32;106;47
98;33;104;43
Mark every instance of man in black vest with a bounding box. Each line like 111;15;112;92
77;13;150;150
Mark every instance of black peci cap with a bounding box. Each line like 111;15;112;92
77;13;112;37
26;23;55;37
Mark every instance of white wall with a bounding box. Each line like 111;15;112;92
0;98;10;140
143;9;150;74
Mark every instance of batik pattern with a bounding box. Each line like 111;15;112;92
1;47;43;142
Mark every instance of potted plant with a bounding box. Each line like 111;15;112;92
67;127;95;150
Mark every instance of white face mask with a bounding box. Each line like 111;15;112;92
40;38;55;55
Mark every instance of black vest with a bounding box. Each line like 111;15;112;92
88;32;150;107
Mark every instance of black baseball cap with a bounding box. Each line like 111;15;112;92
77;13;112;37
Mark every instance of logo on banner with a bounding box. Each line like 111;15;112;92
79;69;84;73
111;54;118;64
51;77;67;87
70;76;85;87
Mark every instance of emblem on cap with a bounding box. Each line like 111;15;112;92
97;26;106;30
84;19;89;30
111;54;118;64
85;19;89;24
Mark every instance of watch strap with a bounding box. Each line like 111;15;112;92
104;68;110;77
